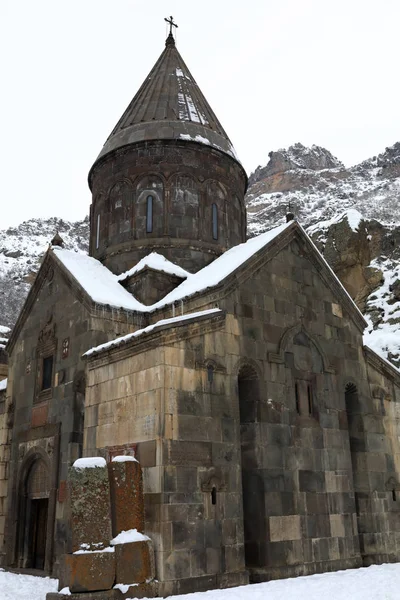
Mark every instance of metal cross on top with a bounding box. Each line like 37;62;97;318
164;15;178;35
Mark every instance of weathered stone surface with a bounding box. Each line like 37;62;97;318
108;459;144;536
114;540;155;585
69;464;112;552
59;552;115;593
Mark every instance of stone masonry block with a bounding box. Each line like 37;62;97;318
59;552;115;593
269;515;301;542
69;460;112;552
114;540;155;584
108;458;144;536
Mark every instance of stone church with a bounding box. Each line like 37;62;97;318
1;25;400;597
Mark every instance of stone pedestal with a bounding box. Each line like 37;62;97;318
114;539;155;585
59;552;115;593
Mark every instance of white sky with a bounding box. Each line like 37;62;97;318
1;0;399;228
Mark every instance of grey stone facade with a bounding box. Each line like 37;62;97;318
1;28;400;600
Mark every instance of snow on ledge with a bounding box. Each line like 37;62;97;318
117;252;190;282
110;528;150;545
73;546;115;554
112;455;138;463
59;587;71;595
0;378;7;392
84;308;222;357
72;457;106;469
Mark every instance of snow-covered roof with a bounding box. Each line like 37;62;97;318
52;220;364;328
117;252;190;282
52;222;293;314
52;247;145;312
147;222;293;311
84;308;222;357
0;378;7;392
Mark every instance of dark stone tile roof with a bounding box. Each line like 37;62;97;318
94;34;240;165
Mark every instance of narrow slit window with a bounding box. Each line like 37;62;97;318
96;214;100;249
211;487;217;505
146;195;153;233
392;489;397;501
41;356;53;391
307;384;313;415
295;382;300;414
212;203;218;240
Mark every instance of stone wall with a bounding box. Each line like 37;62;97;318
82;229;400;593
3;260;134;574
89;140;247;274
0;383;11;565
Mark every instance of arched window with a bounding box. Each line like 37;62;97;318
146;195;153;233
212;203;218;240
96;214;100;249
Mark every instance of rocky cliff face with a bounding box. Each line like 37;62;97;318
0;217;89;329
247;142;400;367
0;142;399;369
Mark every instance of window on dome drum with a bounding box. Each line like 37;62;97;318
41;356;53;391
212;203;218;240
96;214;100;249
146;195;153;233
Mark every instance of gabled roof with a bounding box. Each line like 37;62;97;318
7;219;369;354
117;252;190;282
90;33;240;178
52;248;144;311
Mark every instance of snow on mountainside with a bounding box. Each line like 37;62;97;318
0;217;89;328
247;141;400;368
0;142;399;369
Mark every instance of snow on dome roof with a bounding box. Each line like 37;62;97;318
117;252;190;282
52;247;146;312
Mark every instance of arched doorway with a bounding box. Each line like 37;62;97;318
238;364;265;571
19;458;50;569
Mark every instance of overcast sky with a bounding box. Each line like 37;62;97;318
1;0;399;228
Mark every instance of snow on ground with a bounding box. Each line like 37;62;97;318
2;563;400;600
0;568;58;600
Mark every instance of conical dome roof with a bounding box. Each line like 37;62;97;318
93;34;240;166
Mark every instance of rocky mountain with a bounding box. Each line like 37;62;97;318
247;142;400;368
0;142;399;368
0;217;89;329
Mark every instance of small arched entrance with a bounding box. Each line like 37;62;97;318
19;458;50;569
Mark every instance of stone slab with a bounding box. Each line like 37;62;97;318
114;540;155;585
58;552;115;593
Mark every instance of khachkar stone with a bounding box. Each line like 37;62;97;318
108;456;144;535
108;457;155;591
69;457;112;552
48;456;156;600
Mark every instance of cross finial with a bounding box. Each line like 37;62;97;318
164;16;178;46
164;15;178;35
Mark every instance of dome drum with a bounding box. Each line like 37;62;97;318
89;140;247;274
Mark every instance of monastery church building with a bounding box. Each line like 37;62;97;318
0;24;400;597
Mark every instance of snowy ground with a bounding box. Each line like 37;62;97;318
2;563;400;600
